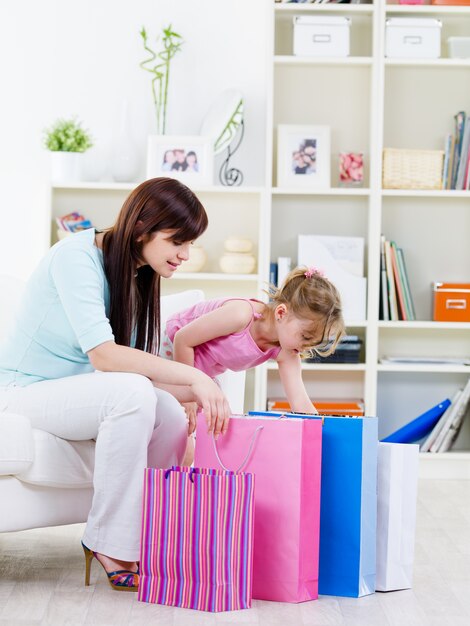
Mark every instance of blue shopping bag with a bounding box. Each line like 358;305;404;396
249;412;378;597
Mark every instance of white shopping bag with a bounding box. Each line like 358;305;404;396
376;442;419;591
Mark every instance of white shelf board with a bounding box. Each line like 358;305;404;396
52;182;264;194
172;272;259;282
276;3;375;15
419;452;470;480
386;5;470;16
379;321;470;331
275;55;373;67
377;364;470;374
382;189;470;198
267;362;366;372
385;58;470;68
272;187;370;196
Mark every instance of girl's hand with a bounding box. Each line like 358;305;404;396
182;401;199;435
190;379;231;438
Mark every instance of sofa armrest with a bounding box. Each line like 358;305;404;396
0;413;34;476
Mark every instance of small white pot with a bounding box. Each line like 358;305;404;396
50;151;83;183
177;246;207;273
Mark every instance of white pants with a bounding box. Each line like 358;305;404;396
0;371;188;561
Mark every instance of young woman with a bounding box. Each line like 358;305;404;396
0;177;230;592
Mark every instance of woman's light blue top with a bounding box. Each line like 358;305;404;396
0;229;114;387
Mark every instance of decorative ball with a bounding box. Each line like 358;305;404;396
224;237;253;253
179;245;207;273
219;252;256;274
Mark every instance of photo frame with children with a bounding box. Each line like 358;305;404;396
277;125;331;189
147;135;214;185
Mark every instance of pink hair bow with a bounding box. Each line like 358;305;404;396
304;267;325;279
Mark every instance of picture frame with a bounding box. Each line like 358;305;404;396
146;135;214;185
277;124;330;189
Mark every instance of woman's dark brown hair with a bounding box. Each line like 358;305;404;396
102;177;208;353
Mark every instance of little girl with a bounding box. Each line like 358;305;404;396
161;266;345;442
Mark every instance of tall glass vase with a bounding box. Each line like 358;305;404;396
111;100;139;182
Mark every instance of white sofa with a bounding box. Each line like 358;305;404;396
0;277;245;533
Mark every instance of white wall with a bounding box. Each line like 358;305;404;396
0;0;268;279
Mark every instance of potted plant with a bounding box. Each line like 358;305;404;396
139;24;183;135
43;118;93;183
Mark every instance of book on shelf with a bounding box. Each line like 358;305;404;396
381;398;451;444
390;242;407;321
442;132;452;191
396;246;416;321
269;262;278;287
451;111;466;190
379;236;416;321
429;377;470;453
383;239;398;321
56;212;93;233
444;133;456;190
455;115;470;191
380;235;389;321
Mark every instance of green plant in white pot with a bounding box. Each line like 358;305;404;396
43;118;93;183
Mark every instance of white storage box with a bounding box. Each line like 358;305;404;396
293;16;351;58
447;36;470;59
385;18;441;59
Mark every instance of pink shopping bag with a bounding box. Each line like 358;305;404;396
138;466;255;612
195;413;322;603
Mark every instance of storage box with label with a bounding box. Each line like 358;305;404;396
293;16;351;58
433;283;470;322
385;18;441;59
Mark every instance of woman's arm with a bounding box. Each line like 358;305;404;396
277;350;318;414
88;341;230;435
172;300;254;366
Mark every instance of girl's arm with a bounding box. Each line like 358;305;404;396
88;341;230;435
277;350;318;414
172;300;254;366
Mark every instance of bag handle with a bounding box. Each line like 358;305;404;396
212;425;264;473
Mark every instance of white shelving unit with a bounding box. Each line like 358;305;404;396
46;0;470;477
263;0;470;479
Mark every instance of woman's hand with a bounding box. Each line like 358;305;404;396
190;379;231;438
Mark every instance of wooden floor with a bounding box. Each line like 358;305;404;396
1;479;469;626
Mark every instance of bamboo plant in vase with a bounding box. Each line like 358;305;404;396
43;118;93;183
139;24;184;136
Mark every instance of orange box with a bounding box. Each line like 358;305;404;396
433;282;470;322
431;1;470;6
268;398;364;416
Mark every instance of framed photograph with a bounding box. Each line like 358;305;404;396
277;125;330;189
146;135;214;185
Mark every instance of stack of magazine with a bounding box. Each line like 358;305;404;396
56;212;93;234
379;235;416;321
442;110;470;191
420;378;470;453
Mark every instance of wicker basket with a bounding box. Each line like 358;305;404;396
382;148;444;190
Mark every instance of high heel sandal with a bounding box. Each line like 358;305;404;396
81;541;139;592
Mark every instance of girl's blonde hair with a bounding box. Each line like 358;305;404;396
266;266;346;357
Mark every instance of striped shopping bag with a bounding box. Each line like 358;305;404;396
137;466;255;612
